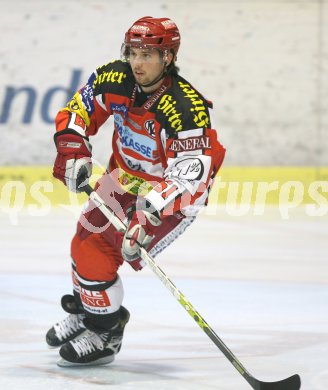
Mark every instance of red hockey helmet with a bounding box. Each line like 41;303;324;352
123;16;181;60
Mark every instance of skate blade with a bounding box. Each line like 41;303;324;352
56;355;115;367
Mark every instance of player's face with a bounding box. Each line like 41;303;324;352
129;47;165;87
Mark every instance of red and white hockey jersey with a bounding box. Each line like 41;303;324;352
55;60;225;217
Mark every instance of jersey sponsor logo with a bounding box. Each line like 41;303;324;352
93;69;127;87
157;94;183;131
144;83;168;110
114;114;157;160
144;119;156;137
172;157;204;181
118;166;153;195
110;103;128;118
80;81;95;115
169;136;211;152
178;82;210;128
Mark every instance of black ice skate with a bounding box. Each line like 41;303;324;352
57;306;130;367
46;294;87;348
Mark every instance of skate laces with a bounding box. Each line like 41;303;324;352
71;332;108;357
54;314;85;341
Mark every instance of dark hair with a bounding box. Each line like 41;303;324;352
165;49;179;76
166;61;180;77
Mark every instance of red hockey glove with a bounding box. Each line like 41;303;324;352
121;208;161;270
53;130;92;193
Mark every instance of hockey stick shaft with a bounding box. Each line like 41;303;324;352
83;184;300;390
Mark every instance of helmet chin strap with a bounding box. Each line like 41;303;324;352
138;63;167;89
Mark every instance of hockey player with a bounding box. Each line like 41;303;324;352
46;16;226;366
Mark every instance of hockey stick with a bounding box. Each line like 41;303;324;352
83;184;301;390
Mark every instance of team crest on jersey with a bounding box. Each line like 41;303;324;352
144;120;156;138
67;97;80;111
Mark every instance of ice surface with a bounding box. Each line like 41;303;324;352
0;208;327;389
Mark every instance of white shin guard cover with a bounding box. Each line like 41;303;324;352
78;275;124;317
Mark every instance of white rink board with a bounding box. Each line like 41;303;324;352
0;208;327;389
